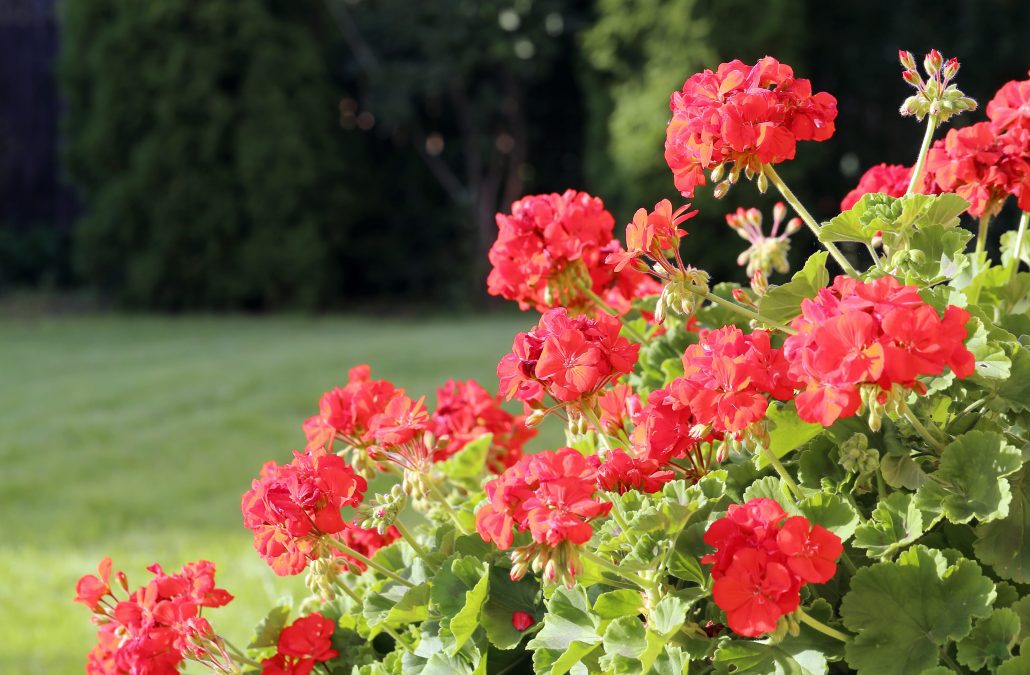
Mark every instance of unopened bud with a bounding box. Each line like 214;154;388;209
756;172;769;193
745;208;762;228
731;288;755;307
750;269;768;296
924;49;943;75
710;163;726;183
713;180;731;199
943;57;959;81
116;571;129;593
871;230;883;249
898;50;916;70
785;217;802;235
773;202;787;225
728;166;741;184
902;69;921;87
525;409;547;428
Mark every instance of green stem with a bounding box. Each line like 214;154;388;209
902;404;947;454
580;550;651;590
840;551;859;576
581;407;614;451
796;607;851;643
876;468;888;498
328;536;415;587
394;519;434;569
1006;211;1030;287
427;481;470;535
763;164;859;278
690;287;797;335
222;638;262;668
907;114;938;195
976;213;993;257
334;578;416;653
583;287;649;343
760;444;804;502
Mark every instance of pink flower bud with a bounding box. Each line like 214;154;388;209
732;288;751;305
902;69;922;87
773;202;787;225
512;611;535;631
943;57;960;81
924;49;942;75
898;50;916;70
785;217;802;235
116;571;129;593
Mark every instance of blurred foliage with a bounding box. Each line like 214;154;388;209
40;0;1030;308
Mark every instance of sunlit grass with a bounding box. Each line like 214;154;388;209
0;314;561;672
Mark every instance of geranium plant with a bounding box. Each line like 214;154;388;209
78;52;1030;675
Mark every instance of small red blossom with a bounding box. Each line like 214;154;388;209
783;275;974;427
497;308;639;405
596;383;643;436
606;199;697;272
665;57;837;197
261;613;339;675
840;163;915;211
487;190;621;314
703;499;841;637
476;448;610;550
368;393;429;447
77;559;234;675
241;448;367;576
75;556;113;610
596;448;674;494
430;378;537;471
512;611;535;631
630;386;714;467
302;365;402;452
331;520;401;573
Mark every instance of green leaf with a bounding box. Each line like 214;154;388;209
975;468;1030;584
897;224;971;284
364;583;430;630
527;586;601;675
438;433;492;483
429;556;490;654
1002;228;1030;268
743;476;795;512
759;252;829;324
956;608;1020;671
713;638;827;675
1014;597;1030;642
853;491;938;560
880;453;929;490
593;590;644;620
648;594;690;637
248;604;290;649
998;639;1030;675
840;546;996;674
602;616;647;660
481;567;541;650
760;404;825;467
916;430;1023;524
796;491;861;542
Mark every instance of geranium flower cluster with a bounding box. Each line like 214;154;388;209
724;203;801;281
497;308;639;406
430;378;536;471
241;448;367;576
76;558;235;674
840;163;914;211
595;448;674;494
703;499;842;637
486;190;655;315
783;275;975;427
607;198;697;274
260;613;338;675
665;57;837;197
303;365;400;452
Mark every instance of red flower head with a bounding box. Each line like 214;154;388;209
987;74;1030;133
703;499;841;637
241;449;367;576
665;57;837;197
476;447;610;551
596;383;643;437
784;275;974;427
78;559;234;675
677;326;800;439
431;378;537;471
331;520;401;573
302;365;402;452
607;199;697;272
368;393;429;447
840;163;915;211
925;121;1025;218
261;613;338;675
498;308;639;406
630;386;713;468
75;557;113;611
596;448;675;494
487;190;621;313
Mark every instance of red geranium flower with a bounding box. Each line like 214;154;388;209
712;548;801;638
596;448;674;494
987;74;1030;133
776;516;843;584
840;163;914;211
261;613;338;675
302;365;402;452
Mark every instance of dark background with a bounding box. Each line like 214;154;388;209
2;0;1028;310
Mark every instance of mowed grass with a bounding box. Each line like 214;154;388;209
0;313;560;673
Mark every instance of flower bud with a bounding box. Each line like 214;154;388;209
898;50;916;70
922;50;941;76
773;201;787;225
525;409;547;428
713;180;731;199
902;69;922;87
710;163;726;183
732;288;753;306
750;268;768;296
116;571;129;593
756;172;769;193
942;57;960;81
785;217;802;235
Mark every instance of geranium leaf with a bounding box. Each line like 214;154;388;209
480;566;541;650
796;491;860;542
592;589;644;620
438;433;492;483
955;608;1020;671
840;546;996;674
760;403;824;467
975;468;1030;584
997;639;1030;675
247;603;290;649
527;585;601;675
712;637;827;675
758;252;828;324
853;491;937;560
364;582;430;630
915;430;1023;524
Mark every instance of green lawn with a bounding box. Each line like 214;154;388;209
0;314;559;673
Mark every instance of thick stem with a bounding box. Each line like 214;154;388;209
907;115;938;195
760;444;805;502
976;214;993;257
687;286;797;335
796;607;851;643
580;550;651;590
427;481;471;535
583;287;649;343
394;520;433;568
581;407;614;451
902;404;947;454
328;536;415;587
763;164;859;278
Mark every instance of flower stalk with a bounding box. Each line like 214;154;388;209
907;114;938;195
795;607;851;643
